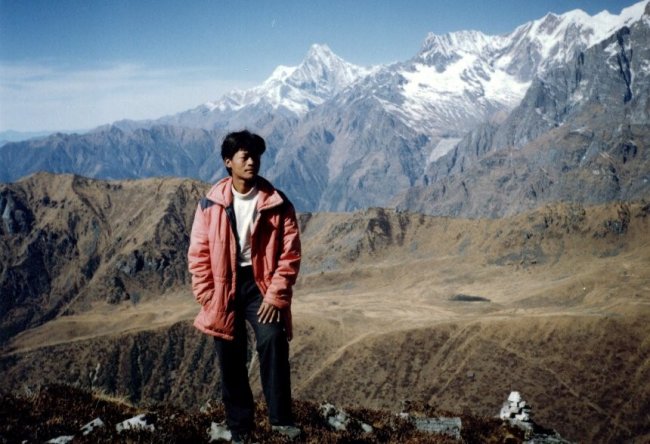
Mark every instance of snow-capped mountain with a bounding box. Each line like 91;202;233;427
502;0;649;74
266;1;649;211
376;0;649;138
2;1;648;214
209;43;372;115
158;44;372;129
397;1;650;217
150;0;649;140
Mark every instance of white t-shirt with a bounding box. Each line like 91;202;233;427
232;185;259;266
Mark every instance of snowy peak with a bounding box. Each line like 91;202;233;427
503;0;649;74
419;30;496;59
527;0;648;45
412;1;649;78
287;44;369;93
206;44;370;116
414;30;500;73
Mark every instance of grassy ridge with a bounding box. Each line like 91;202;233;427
0;384;528;443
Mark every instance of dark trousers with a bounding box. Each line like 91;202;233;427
214;266;293;436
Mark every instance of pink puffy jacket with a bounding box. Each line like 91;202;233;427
188;176;301;341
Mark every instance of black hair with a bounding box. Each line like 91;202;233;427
221;130;266;162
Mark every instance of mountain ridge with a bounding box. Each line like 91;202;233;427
1;1;648;215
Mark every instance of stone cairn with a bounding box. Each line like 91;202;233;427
499;391;533;430
498;391;575;443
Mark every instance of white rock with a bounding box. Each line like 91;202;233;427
46;437;74;444
200;400;214;414
319;402;373;433
116;414;155;433
507;391;522;403
320;402;349;431
81;418;104;436
515;412;530;421
412;416;462;439
499;404;513;420
208;422;232;442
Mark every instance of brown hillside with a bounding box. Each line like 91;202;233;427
0;172;209;341
1;173;649;442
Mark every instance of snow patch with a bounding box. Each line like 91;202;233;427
428;138;461;163
399;53;528;132
569;87;586;106
403;60;476;97
483;69;530;104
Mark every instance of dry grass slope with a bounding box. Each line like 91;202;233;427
1;174;649;442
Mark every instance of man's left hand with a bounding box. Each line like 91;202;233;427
258;301;281;323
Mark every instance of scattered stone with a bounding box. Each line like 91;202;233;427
80;417;104;436
272;424;302;440
207;421;231;442
13;385;577;443
46;436;74;444
116;413;155;433
414;415;462;439
46;417;106;442
319;402;373;433
399;412;462;440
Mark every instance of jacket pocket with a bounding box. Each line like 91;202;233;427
199;295;234;334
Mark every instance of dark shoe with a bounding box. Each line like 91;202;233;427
271;424;301;440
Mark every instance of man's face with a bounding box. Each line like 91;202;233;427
225;149;261;182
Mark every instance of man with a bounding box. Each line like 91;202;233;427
188;130;301;443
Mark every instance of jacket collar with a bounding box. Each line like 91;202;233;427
206;176;283;210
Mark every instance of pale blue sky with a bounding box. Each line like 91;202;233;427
0;0;639;132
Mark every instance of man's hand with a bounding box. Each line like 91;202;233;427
257;301;281;324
